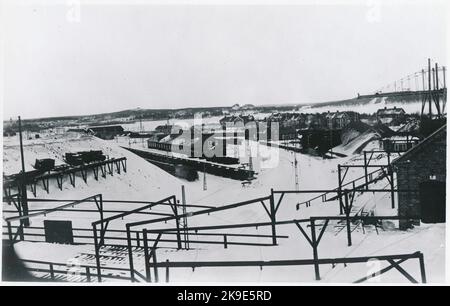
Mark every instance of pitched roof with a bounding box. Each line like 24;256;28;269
377;107;405;115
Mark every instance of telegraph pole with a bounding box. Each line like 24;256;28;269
443;66;446;89
428;58;432;118
422;69;425;91
294;153;299;191
18;116;30;226
203;163;207;191
435;63;441;117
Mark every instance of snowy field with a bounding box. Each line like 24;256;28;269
2;131;446;283
301;97;424;115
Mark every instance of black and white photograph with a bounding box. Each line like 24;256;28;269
0;0;448;289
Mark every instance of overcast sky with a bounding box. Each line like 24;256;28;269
1;0;448;119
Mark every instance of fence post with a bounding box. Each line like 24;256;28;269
126;225;136;282
387;152;395;209
344;192;352;247
165;259;170;283
223;235;228;249
418;253;427;283
181;185;189;250
152;247;159;283
364;152;369;190
172;196;182;250
337;165;343;215
7;221;13;242
142;229;151;282
17;202;25;241
98;194;104;235
92;224;102;282
49;263;55;281
85;266;91;282
269;189;277;245
310;219;320;281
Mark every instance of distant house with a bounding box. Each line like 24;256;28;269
219;115;243;126
393;124;446;230
324;111;360;129
87;125;124;140
174;110;188;118
3;130;16;137
286;113;306;128
240;115;256;125
155;124;177;135
219;115;255;127
305;113;325;129
67;128;86;133
376;107;406;125
267;112;306;129
266;113;283;122
324;112;336;128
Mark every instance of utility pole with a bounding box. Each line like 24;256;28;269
248;144;253;172
329;124;333;158
294;153;299;191
443;66;447;114
422;69;425;91
435;63;441;117
428;58;432;118
443;66;446;89
203;163;207;191
18;116;30;226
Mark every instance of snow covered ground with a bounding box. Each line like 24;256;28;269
300;97;424;115
2;131;446;283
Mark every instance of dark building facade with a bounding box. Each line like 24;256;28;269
87;125;124;140
393;124;446;230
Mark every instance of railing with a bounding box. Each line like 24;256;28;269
20;258;146;282
292;168;386;208
3;188;425;283
124;194;277;281
3;194;103;244
139;214;421;282
3;157;127;196
151;251;426;284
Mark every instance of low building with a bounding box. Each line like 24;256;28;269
155;124;175;134
380;135;420;152
86;125;124;140
393;124;446;230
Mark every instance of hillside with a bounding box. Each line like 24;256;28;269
301;93;425;114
